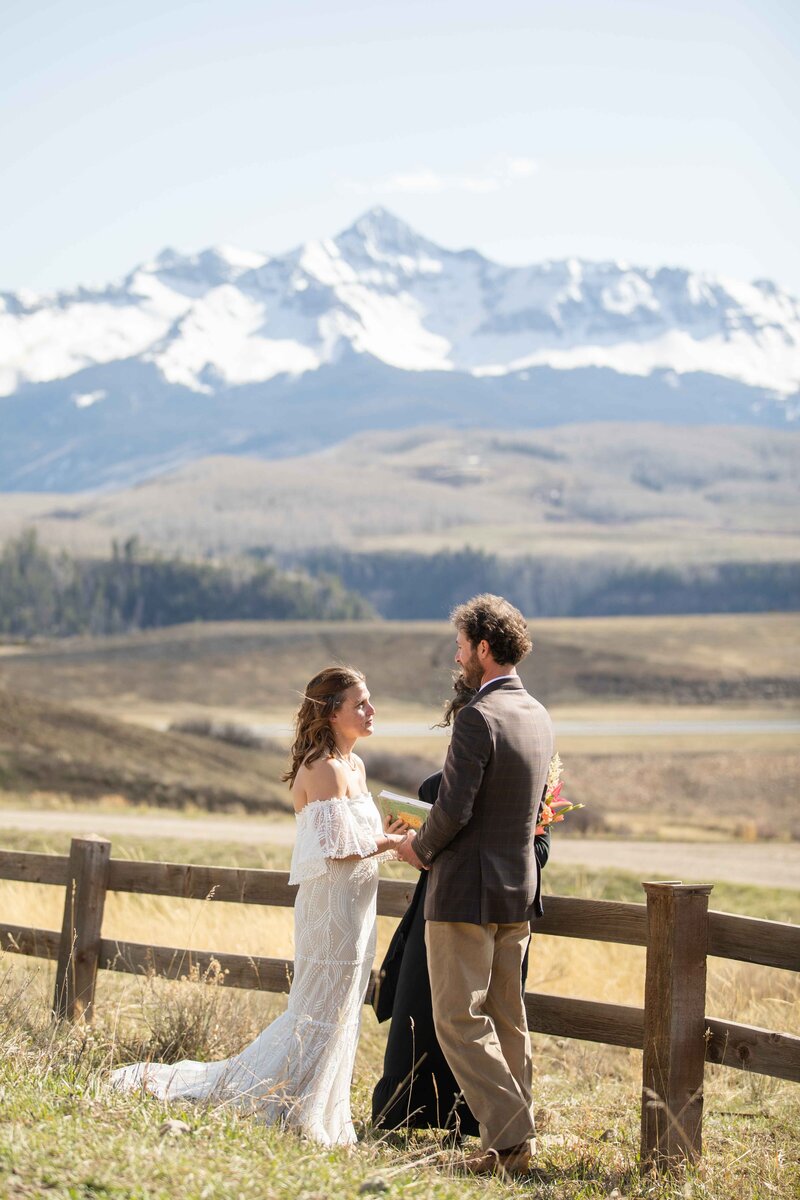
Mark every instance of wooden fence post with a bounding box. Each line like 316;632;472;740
640;881;713;1169
53;836;111;1022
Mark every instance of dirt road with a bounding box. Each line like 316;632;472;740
1;807;798;890
0;807;298;847
549;839;799;891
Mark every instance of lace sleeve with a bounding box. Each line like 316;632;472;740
289;798;380;885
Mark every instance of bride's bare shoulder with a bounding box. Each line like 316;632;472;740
292;756;349;812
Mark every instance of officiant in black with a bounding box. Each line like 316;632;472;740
371;678;551;1138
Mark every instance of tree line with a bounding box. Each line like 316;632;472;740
300;548;800;619
0;531;373;637
2;532;795;636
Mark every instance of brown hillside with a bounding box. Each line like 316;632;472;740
0;688;290;813
1;614;798;711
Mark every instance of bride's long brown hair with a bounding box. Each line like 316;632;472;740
282;665;366;786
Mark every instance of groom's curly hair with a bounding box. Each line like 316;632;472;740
451;593;532;666
282;665;366;786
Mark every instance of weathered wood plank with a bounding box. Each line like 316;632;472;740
535;895;648;946
0;850;70;886
107;861;298;907
641;882;712;1167
106;862;656;944
0;922;61;960
708;911;800;972
524;991;644;1048
705;1017;800;1082
377;878;418;917
107;861;418;918
53;837;111;1022
99;939;297;993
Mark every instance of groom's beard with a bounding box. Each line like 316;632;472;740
459;653;483;690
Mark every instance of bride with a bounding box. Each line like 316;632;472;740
112;666;408;1145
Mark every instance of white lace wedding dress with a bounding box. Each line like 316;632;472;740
111;793;388;1145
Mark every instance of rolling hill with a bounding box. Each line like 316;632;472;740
0;423;797;566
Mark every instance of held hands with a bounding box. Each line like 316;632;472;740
397;830;426;871
381;814;412;856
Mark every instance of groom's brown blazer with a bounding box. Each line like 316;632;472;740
413;676;554;925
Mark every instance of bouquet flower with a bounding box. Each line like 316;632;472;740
536;753;584;834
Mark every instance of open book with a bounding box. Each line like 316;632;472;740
377;789;432;831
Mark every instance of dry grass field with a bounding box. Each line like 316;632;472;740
0;826;797;1199
0;606;798;1197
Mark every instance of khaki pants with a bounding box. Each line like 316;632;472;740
425;920;535;1152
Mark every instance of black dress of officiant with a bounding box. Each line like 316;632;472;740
371;769;551;1136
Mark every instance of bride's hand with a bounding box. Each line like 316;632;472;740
384;815;409;835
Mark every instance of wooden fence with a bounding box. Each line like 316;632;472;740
1;835;799;1169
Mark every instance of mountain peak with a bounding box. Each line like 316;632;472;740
336;206;438;259
348;205;415;235
134;244;267;293
152;247;188;270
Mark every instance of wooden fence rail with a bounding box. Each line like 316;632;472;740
1;838;798;1169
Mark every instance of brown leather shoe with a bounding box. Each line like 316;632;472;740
460;1141;532;1177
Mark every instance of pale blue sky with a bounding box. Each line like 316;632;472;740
1;0;798;293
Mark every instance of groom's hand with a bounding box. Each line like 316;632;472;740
396;830;427;871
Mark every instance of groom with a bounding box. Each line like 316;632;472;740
397;594;553;1176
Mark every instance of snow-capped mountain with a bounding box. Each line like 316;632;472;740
1;208;798;491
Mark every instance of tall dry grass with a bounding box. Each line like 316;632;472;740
0;947;797;1200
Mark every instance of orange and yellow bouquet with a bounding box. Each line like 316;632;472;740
536;753;584;834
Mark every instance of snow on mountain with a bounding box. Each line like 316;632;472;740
1;207;799;402
0;243;270;396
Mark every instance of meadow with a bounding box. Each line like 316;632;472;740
0;612;798;1197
